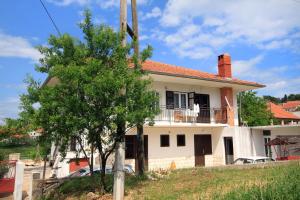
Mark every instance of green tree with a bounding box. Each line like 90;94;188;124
282;94;288;103
21;10;159;192
263;95;281;104
238;91;273;126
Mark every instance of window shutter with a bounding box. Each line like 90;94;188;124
188;92;195;109
166;91;174;109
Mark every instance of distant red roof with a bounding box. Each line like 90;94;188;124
268;102;300;120
282;101;300;109
141;60;264;87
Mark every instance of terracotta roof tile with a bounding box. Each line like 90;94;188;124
141;60;264;87
282;101;300;109
268;102;300;120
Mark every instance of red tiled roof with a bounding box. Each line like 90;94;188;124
282;101;300;109
267;102;300;120
141;60;265;87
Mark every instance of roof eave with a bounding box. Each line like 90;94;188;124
145;70;265;88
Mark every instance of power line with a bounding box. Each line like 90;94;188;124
39;0;62;36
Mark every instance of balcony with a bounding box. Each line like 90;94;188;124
154;106;228;124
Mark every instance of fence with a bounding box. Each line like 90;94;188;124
0;160;17;194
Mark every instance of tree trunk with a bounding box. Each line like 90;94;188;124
136;123;145;175
90;143;94;176
99;154;107;193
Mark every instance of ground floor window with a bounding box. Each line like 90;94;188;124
160;135;170;147
177;134;186;146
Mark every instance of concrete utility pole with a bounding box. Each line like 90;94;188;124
131;0;139;57
113;1;127;200
113;0;141;198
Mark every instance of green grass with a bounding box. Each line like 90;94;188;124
128;162;300;200
45;162;300;200
0;144;37;159
45;174;147;200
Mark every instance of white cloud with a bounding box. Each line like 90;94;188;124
231;55;300;97
0;32;41;61
47;0;90;6
0;97;21;123
232;55;264;76
158;23;230;59
142;7;161;20
139;35;149;41
160;0;300;55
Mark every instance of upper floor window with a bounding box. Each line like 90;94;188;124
174;92;187;109
166;91;188;109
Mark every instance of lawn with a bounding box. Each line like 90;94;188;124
127;162;300;200
45;161;300;200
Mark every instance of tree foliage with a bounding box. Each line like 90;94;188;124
238;91;273;126
21;10;159;191
263;93;300;104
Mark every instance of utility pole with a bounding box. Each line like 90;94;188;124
131;0;139;57
113;0;142;199
130;0;145;176
113;1;127;200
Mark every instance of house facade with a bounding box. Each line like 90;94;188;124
49;53;267;177
123;54;264;171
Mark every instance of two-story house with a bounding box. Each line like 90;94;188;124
123;54;264;171
48;53;265;177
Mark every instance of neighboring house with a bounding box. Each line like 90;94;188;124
267;102;300;125
47;53;267;177
251;125;300;160
281;101;300;117
28;128;43;139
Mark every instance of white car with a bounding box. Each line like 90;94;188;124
233;156;274;165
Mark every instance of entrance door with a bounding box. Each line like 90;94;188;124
194;135;212;166
125;135;148;171
135;135;148;171
224;137;234;164
194;94;210;123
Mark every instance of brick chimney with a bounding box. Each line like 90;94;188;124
218;53;232;78
218;53;234;126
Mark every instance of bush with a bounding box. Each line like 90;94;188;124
0;152;9;179
0;136;35;147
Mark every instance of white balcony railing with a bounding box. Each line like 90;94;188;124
154;106;228;124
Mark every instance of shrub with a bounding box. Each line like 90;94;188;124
0;152;9;179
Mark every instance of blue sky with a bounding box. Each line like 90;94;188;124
0;0;300;122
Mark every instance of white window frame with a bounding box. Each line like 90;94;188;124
174;92;188;109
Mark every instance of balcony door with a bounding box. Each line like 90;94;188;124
194;94;210;123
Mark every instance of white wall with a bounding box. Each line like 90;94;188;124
151;81;239;126
152;81;222;109
128;126;248;170
251;126;300;160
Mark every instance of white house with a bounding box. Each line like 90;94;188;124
48;53;269;177
251;125;300;160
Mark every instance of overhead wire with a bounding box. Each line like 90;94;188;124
38;0;62;36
